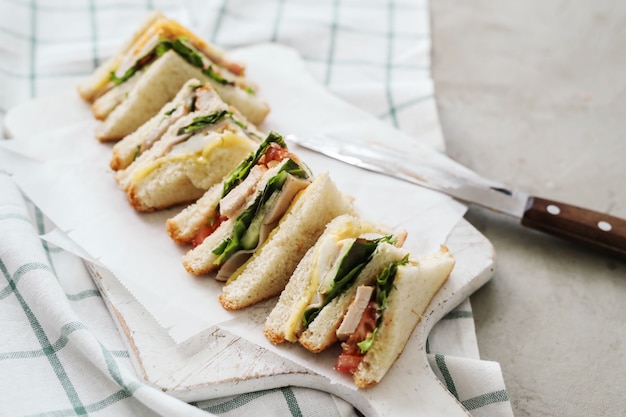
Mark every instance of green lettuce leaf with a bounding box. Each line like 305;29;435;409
356;327;379;354
176;109;231;135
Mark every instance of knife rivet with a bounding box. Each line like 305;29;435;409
598;221;612;232
547;204;561;215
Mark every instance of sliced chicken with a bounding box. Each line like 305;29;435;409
220;164;268;218
336;285;375;341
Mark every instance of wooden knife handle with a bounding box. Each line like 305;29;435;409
521;196;626;261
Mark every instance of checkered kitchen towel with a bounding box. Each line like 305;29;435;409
0;1;513;416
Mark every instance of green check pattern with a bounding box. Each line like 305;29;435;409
0;1;513;416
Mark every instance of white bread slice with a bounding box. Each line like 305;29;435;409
216;173;355;310
263;214;402;346
114;111;204;192
123;130;257;211
77;10;163;102
263;231;323;344
298;243;408;353
352;246;455;388
94;50;206;142
113;85;260;210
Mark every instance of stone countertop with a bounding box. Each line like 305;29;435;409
430;1;626;416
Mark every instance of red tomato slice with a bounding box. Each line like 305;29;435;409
334;353;363;374
261;143;290;165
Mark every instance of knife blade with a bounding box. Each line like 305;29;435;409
287;133;626;261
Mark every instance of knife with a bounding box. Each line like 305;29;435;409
287;133;626;261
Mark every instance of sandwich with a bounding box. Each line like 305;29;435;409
216;172;353;310
166;132;355;309
78;11;270;141
110;78;263;171
264;215;455;387
114;81;261;212
333;246;455;388
263;213;408;350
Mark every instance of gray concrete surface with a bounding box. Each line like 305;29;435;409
430;1;626;416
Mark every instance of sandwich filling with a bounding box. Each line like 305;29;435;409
189;132;299;246
334;255;409;374
212;158;310;280
192;132;289;247
301;235;398;328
